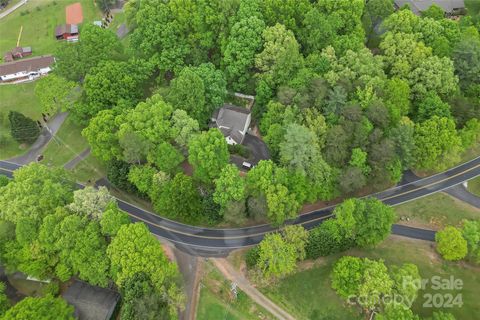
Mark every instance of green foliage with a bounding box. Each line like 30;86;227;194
34;75;77;115
54;23;122;81
245;246;260;269
222;15;265;91
333;198;396;248
170;109;200;148
415;92;451;122
0;175;9;188
435;226;468;261
8;111;39;145
127;165;158;196
106;160;138;194
265;184;300;226
188;129;229;184
256;233;297;279
82;109;121;162
0;295;74;320
306;220;354;259
0;282;9;317
414;116;462;170
255;23;303;88
67;186;114;219
147;142;184;174
100;202;131;237
153;173;202;221
107;223;182;313
79;59;152;120
0;164;73;225
213;164;246;208
167;67;206;125
120;273;170;320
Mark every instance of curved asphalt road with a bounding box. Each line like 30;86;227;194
1;156;480;256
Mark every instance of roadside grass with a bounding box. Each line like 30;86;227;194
197;261;274;320
467;177;480;197
394;192;480;229
69;154;106;184
40;115;89;167
0;0;102;61
260;236;480;320
108;10;125;32
0;82;42;159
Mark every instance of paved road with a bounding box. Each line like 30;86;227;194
1;156;480;256
0;0;27;20
7;112;68;165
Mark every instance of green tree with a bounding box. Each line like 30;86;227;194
377;304;420;320
435;226;468;261
461;220;480;263
67;186;114;219
0;296;74;320
127;165;158;196
331;256;365;299
282;225;308;261
153;173;202;221
0;164;73;225
279;123;321;175
265;184;300;226
349;148;371;175
170;109;200;148
35;75;77;115
8;111;39;144
416;92;451;122
452;38;480;91
167;67;206;125
390;263;421;305
54;23;122;81
0;282;9;316
82;109;121;162
255;23;303;88
188;129;229;184
422;4;445;20
222;16;265;91
213;164;246;208
414;116;462;170
100;202;130;237
147;142;184;174
256;233;297;279
80;59;152;119
107;223;182;313
190;63;227;113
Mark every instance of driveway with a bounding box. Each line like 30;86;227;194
231;134;270;170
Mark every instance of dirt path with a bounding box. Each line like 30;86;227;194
212;258;296;320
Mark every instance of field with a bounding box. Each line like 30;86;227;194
196;262;274;320
69;154;105;184
260;236;480;320
0;82;42;159
467;177;480;197
394;192;480;229
0;0;102;61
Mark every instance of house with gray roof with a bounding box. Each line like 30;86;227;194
394;0;465;15
212;104;251;145
62;280;120;320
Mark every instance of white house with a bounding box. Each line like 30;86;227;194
212;104;251;145
0;55;55;83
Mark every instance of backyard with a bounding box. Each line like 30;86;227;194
0;0;102;60
260;236;480;320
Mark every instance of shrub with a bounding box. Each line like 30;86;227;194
306;220;354;259
245;246;260;269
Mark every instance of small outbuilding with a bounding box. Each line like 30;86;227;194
62;280;120;320
3;47;32;62
55;24;79;41
212;104;251;145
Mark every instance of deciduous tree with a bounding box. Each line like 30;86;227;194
435;226;468;261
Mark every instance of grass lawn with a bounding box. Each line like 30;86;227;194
197;262;274;320
467;177;480;197
0;82;42;159
41;115;89;167
69;154;106;184
0;0;102;61
394;192;480;229
108;10;125;33
261;236;480;320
